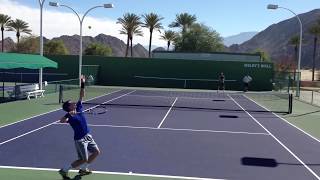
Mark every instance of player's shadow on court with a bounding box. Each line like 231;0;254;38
241;157;320;167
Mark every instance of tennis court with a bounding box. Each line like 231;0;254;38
0;88;320;180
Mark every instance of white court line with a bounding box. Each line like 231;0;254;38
228;94;320;180
0;90;136;146
157;97;178;128
55;123;270;136
0;166;227;180
0;121;59;146
244;94;320;144
0;89;123;129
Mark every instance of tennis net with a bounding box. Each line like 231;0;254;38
60;87;293;114
44;79;79;94
134;76;238;89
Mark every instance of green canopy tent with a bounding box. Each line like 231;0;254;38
0;53;58;99
0;53;57;69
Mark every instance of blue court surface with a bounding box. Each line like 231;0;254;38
1;89;320;180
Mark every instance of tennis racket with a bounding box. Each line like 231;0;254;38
83;106;108;115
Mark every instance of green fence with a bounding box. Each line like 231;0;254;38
46;55;274;91
273;71;300;92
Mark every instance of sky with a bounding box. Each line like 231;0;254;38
0;0;319;48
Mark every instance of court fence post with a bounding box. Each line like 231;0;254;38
59;85;64;104
289;93;293;114
311;90;314;105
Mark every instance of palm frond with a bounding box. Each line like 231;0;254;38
0;14;11;27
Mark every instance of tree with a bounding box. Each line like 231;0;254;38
160;30;176;51
117;13;143;57
275;55;296;73
253;49;271;62
288;35;301;81
169;13;197;47
130;26;143;57
8;19;31;44
308;22;320;81
0;14;12;52
13;35;39;53
169;13;197;34
174;23;224;52
289;35;300;62
44;40;69;55
142;13;164;57
84;43;112;56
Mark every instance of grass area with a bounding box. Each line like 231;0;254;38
282;98;320;139
250;94;320;140
1;82;28;86
0;86;118;127
245;93;290;113
0;168;181;180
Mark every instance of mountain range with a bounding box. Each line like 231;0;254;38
0;34;149;58
223;32;258;46
230;9;320;68
52;34;149;58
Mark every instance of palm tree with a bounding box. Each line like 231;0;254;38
289;35;301;81
169;13;196;48
308;22;320;81
117;13;142;57
169;13;197;34
8;19;31;44
0;14;12;52
160;30;176;51
130;26;143;57
142;13;164;58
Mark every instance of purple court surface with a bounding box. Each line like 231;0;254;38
1;89;320;180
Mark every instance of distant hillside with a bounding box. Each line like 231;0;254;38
223;32;258;46
230;9;320;68
0;34;148;58
52;34;148;57
153;47;166;52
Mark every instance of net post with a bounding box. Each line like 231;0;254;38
2;72;4;98
289;93;293;114
311;90;314;105
184;80;187;88
14;81;17;100
59;85;64;104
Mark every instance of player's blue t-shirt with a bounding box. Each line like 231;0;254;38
64;101;90;140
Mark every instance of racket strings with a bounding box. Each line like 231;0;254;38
85;105;108;115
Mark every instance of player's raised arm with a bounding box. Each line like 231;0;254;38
79;75;85;102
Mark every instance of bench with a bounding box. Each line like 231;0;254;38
8;84;45;100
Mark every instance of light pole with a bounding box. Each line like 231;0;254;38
267;4;302;97
39;0;45;90
49;2;114;86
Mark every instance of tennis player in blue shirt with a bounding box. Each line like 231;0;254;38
58;76;100;179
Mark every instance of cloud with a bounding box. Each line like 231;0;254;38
0;0;166;48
